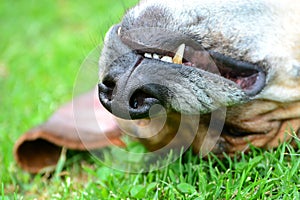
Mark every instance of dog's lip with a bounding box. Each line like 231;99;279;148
118;25;266;96
207;51;266;96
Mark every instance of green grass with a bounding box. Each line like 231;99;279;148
1;0;299;199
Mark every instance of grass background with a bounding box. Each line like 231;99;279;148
0;0;299;199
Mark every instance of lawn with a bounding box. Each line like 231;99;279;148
1;1;299;199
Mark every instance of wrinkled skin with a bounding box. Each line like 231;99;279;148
98;0;300;155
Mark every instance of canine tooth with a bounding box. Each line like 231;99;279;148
172;43;185;64
161;56;173;63
144;53;152;58
153;54;160;59
117;27;122;35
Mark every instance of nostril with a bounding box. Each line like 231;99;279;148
128;89;162;119
130;92;145;109
101;80;116;101
98;78;117;113
129;90;158;109
103;80;116;90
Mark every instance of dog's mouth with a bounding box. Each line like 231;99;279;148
135;43;265;96
118;25;266;97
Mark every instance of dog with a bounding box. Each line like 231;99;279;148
14;0;300;173
98;0;300;155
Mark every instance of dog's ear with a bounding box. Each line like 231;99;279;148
14;89;125;173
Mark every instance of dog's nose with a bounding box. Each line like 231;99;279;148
98;79;161;119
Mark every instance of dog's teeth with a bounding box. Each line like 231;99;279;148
161;56;173;63
172;43;185;64
144;53;152;58
153;54;160;59
117;27;122;35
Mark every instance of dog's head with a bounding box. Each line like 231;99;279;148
98;0;300;153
